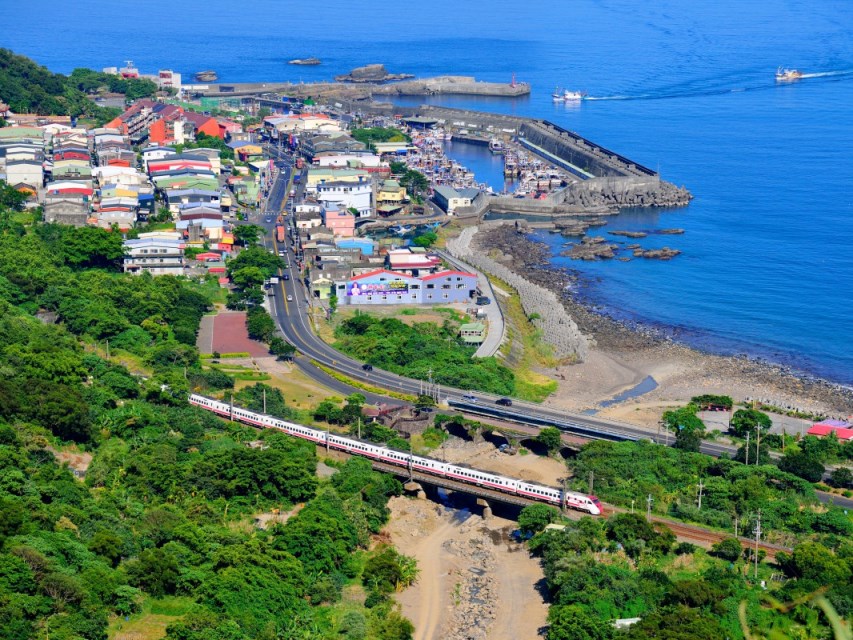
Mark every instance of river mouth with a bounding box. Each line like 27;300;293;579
581;375;658;415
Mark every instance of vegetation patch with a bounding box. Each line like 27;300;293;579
333;312;516;396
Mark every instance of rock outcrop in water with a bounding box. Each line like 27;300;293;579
335;64;414;83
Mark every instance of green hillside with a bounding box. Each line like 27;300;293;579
0;49;156;121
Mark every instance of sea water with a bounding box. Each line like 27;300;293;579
4;0;851;383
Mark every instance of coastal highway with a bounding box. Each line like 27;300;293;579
259;171;733;454
259;169;853;510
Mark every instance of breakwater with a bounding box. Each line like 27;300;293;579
447;227;590;362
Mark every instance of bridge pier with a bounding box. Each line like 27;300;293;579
404;481;427;500
476;498;493;519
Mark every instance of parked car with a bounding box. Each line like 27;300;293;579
496;397;513;406
476;296;491;306
362;363;373;371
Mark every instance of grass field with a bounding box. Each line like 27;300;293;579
108;596;194;640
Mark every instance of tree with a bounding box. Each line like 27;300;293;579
729;408;772;438
830;466;852;488
246;307;275;342
779;451;825;482
711;537;742;562
231;266;266;289
268;337;296;360
518;503;559;535
547;604;614;640
411;231;438;248
662;405;705;452
328;294;338;316
233;224;264;247
537;427;562;453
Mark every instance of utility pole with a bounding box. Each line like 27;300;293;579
646;494;653;521
782;427;786;454
229;393;234;422
357;417;362;440
263;388;267;414
631;499;635;514
734;514;739;538
106;339;110;359
754;510;762;580
755;424;761;465
745;432;750;465
588;471;594;496
561;478;567;516
697;479;704;511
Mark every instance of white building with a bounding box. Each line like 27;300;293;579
316;179;373;217
123;233;185;276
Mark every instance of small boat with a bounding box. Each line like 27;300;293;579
289;58;321;66
552;87;586;101
488;138;506;154
775;67;803;82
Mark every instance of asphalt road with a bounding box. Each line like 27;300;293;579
258;162;853;510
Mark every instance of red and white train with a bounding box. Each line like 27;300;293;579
189;394;603;515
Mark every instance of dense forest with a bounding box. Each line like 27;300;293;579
0;185;416;639
519;507;852;640
0;49;157;121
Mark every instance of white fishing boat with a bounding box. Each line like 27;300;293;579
552;88;586;101
775;67;803;82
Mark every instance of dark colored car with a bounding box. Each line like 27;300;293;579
496;397;513;406
283;274;290;280
362;364;373;371
476;296;491;305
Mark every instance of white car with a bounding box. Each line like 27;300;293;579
287;295;293;302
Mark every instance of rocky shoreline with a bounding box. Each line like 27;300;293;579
474;224;853;413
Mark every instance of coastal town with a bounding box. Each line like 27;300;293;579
0;46;851;640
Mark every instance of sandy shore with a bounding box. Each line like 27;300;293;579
475;225;853;422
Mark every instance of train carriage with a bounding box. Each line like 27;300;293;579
188;394;601;515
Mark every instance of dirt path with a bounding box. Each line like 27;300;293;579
410;515;459;640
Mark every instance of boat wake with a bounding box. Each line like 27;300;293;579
583;69;853;102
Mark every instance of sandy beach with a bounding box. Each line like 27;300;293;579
473;224;853;422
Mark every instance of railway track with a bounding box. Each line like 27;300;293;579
600;504;791;558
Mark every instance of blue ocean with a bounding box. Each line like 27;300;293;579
4;0;852;383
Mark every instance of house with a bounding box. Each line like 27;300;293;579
807;421;853;442
377;179;407;205
43;195;89;226
433;186;478;215
141;146;177;169
295;204;323;229
306;167;370;192
182;111;222;139
321;204;356;238
460;322;486;345
123;233;185;275
316;178;372;217
5;161;43;192
386;249;442;276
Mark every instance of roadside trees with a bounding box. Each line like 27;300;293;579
779;451;825;482
233;224;264;247
729;408;772;438
662;405;705;452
